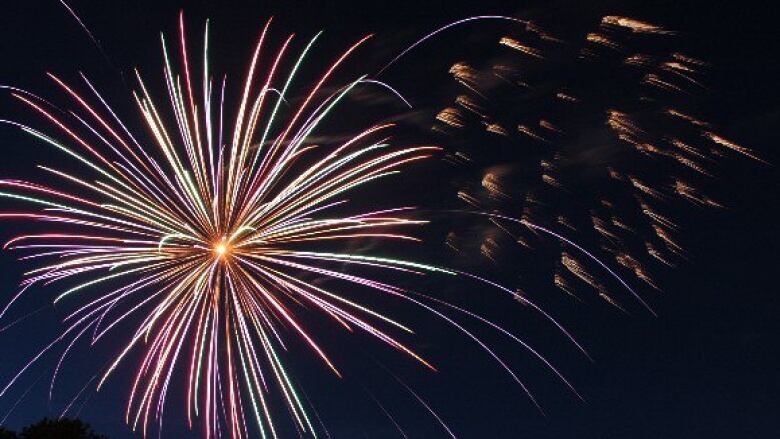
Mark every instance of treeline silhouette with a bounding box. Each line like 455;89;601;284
0;418;107;439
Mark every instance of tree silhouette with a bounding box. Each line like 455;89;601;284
0;426;17;439
14;418;107;439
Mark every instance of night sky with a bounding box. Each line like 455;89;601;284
0;1;778;438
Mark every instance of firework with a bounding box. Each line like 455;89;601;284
0;15;452;438
434;16;763;312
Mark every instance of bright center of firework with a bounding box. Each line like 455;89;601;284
214;242;229;258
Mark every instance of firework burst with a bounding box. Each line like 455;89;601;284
433;16;764;311
0;15;467;438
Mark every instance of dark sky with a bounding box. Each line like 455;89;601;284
0;1;778;438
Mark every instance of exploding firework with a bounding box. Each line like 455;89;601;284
0;15;464;438
433;16;763;312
